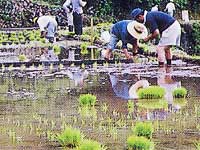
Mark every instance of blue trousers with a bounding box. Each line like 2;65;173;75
73;12;83;35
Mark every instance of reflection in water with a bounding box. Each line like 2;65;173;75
109;72;149;99
157;66;182;111
0;64;198;149
66;68;89;87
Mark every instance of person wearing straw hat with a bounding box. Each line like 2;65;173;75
104;20;148;60
131;8;181;66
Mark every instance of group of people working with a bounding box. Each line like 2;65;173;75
36;0;87;43
36;0;181;67
104;6;181;67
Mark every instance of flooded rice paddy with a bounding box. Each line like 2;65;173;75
0;62;199;150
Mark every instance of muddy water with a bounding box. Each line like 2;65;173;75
0;63;199;150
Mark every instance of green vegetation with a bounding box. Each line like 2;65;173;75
137;99;168;109
173;98;187;107
80;42;89;55
194;141;200;150
79;94;97;107
192;20;200;55
127;136;154;150
172;87;187;98
79;139;102;150
137;86;165;99
56;127;83;148
132;122;154;139
53;45;61;55
18;54;27;62
127;100;134;113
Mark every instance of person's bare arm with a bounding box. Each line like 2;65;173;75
122;48;132;59
143;29;160;42
132;40;138;53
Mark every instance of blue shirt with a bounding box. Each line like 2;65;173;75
145;11;175;34
111;20;137;49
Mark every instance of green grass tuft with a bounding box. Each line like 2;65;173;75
79;94;97;107
79;139;102;150
137;86;165;99
132;122;154;139
172;87;187;98
57;127;83;148
127;136;154;150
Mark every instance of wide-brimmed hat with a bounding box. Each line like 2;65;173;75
127;21;148;39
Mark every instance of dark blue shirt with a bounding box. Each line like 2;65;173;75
111;20;137;49
145;11;175;34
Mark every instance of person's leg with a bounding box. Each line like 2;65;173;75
104;34;118;60
122;48;131;59
156;46;165;66
164;45;172;66
73;12;78;35
76;14;83;35
46;22;56;43
67;12;73;32
73;12;82;35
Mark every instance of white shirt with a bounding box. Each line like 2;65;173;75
68;0;87;14
37;15;57;31
63;0;71;13
151;5;158;11
166;2;175;12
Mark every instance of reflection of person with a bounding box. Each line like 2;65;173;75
131;8;181;66
65;0;87;35
165;0;176;17
67;69;88;86
37;15;58;43
157;66;181;111
63;0;73;32
104;20;148;60
109;73;149;99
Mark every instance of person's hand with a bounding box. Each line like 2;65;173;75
125;53;132;60
139;39;145;43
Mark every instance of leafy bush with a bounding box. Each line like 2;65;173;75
172;87;187;98
137;86;165;99
79;94;97;107
127;136;154;150
192;22;200;55
78;139;102;150
132;122;154;139
57;127;83;147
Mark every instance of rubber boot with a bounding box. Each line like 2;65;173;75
69;25;73;32
166;59;172;66
158;62;164;67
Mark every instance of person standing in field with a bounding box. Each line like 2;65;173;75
65;0;87;35
63;0;74;32
131;8;181;66
165;0;176;17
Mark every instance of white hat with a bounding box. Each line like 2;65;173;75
127;21;148;39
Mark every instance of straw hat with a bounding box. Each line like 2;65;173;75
127;21;148;39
